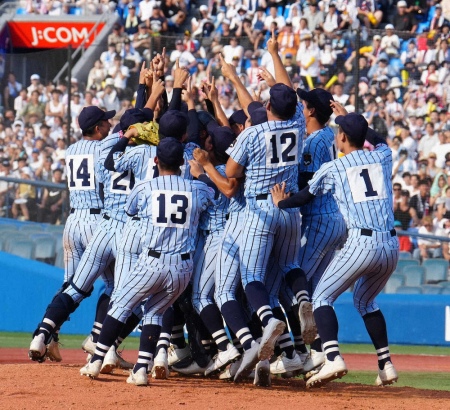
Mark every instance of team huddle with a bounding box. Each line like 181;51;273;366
28;33;400;389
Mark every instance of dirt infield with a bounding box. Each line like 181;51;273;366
1;348;450;410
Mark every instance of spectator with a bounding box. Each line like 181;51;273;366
430;4;448;31
132;24;152;60
14;89;29;116
419;122;439;158
100;43;119;70
123;3;142;37
3;72;22;112
169;39;198;70
284;53;300;79
149;5;168;36
264;5;286;31
138;0;154;24
107;55;130;97
393;182;403;207
108;23;128;53
19;90;46;124
27;74;42;97
413;215;442;260
322;3;340;35
394;220;413;252
393;1;417;33
11;167;36;221
99;81;121;112
380;24;400;58
297;33;320;89
87;60;107;91
303;2;324;33
0;159;13;216
277;22;300;62
44;89;65;128
409;179;431;220
222;37;244;65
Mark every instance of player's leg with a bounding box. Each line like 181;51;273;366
152;306;173;379
240;199;286;362
127;255;193;386
215;213;260;382
353;238;400;386
193;232;240;375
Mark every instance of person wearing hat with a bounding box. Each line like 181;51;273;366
271;104;400;389
294;87;347;373
277;21;299;62
100;42;120;70
27;74;41;97
108;22;128;53
380;24;400;57
393;0;417;33
222;31;310;383
303;1;324;32
132;23;151;58
297;32;320;89
80;136;215;386
123;2;141;37
169;39;198;71
161;1;186;34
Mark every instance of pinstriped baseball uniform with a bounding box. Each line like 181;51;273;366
192;165;230;314
297;126;346;292
308;143;399;314
64;146;134;304
63;133;120;283
227;102;305;286
108;175;214;326
111;144;158;295
180;142;200;180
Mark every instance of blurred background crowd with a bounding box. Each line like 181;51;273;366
0;0;449;259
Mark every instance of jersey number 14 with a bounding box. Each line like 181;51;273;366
67;155;95;191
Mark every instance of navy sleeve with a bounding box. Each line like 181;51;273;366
168;88;182;111
104;138;130;171
187;109;201;145
135;84;147;109
197;174;219;199
278;187;315;209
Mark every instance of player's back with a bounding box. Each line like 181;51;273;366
127;175;214;254
66;139;104;210
199;164;230;233
113;144;159;182
325;144;394;231
300;126;340;216
233;118;302;197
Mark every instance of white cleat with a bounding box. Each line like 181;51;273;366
258;318;286;361
306;355;348;388
299;301;317;346
205;344;240;376
100;346;134;374
127;367;148;386
376;361;398;386
29;334;47;363
168;344;191;366
270;351;304;375
81;334;96;356
80;360;102;379
301;349;326;374
254;360;271;387
234;341;260;383
152;349;170;379
46;338;62;362
219;359;242;380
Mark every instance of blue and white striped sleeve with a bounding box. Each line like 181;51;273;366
308;161;335;197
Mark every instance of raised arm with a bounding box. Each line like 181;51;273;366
203;77;230;128
267;28;291;87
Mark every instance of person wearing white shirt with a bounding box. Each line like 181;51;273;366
107;55;130;91
222;37;244;65
264;5;286;30
139;0;155;23
418;123;439;158
380;24;400;57
297;34;320;84
169;40;198;70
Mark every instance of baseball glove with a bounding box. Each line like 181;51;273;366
129;122;160;146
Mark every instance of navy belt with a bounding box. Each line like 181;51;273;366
71;208;101;214
225;213;229;221
361;229;396;237
132;216;141;221
148;249;190;260
103;215;110;220
256;194;269;200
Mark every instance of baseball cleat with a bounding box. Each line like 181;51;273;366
172;360;210;376
205;343;240;376
299;301;317;346
81;334;96;356
306;355;347;388
80;360;102;379
46;338;62;362
101;346;134;374
127;367;148;386
219;359;242;380
152;349;170;379
29;334;47;363
258;318;286;361
234;341;260;383
301;349;326;374
376;361;398;386
254;360;271;387
270;351;304;375
168;344;191;366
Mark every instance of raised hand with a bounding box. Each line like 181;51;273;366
219;53;237;80
267;29;278;55
257;66;276;87
188;159;205;178
330;100;348;116
173;58;190;88
193;147;211;166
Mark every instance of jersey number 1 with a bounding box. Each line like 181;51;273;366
359;168;378;197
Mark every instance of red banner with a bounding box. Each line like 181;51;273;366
8;21;105;49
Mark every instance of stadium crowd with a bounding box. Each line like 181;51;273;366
0;0;449;260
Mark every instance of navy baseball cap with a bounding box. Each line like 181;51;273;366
248;101;268;125
78;106;115;131
197;110;216;128
157;137;184;166
119;108;154;131
206;121;236;157
297;88;334;119
229;109;247;126
159;110;189;140
269;83;297;119
335;113;368;143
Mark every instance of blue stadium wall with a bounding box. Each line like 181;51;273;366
1;252;450;346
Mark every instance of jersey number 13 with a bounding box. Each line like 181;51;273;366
152;190;192;229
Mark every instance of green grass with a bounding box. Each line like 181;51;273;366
334;371;450;391
1;332;449;355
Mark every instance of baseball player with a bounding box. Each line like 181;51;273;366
28;106;118;363
28;109;140;364
189;119;240;376
286;88;347;375
80;138;215;386
271;109;399;388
